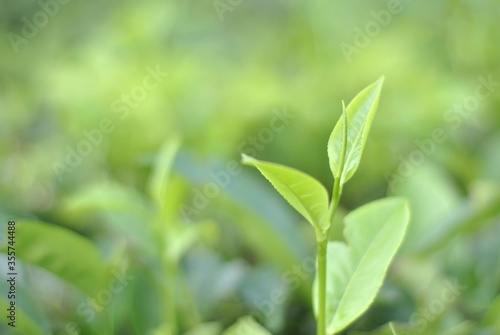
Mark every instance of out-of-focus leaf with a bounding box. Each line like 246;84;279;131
61;182;153;222
216;196;312;298
239;264;289;331
350;322;410;335
61;183;157;256
132;271;163;335
185;252;247;318
0;297;45;335
440;321;476;335
150;323;174;335
177;154;309;298
479;133;500;181
481;294;500;332
241;154;330;235
389;323;398;335
395;170;500;253
317;198;409;334
328;77;384;184
421;191;500;252
183;322;223;335
165;224;199;263
222;316;272;335
392;163;461;253
0;220;106;297
147;135;181;211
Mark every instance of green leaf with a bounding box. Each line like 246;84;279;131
389;322;398;335
0;296;45;335
391;163;461;253
147;134;181;211
183;322;223;335
165;224;199;263
62;183;157;257
319;197;409;334
1;220;107;297
241;154;330;235
350;322;411;335
482;294;500;332
328;77;384;184
440;322;477;335
62;182;153;222
222;316;272;335
218;195;310;298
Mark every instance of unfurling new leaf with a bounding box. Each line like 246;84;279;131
328;77;384;185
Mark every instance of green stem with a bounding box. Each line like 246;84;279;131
317;238;328;335
329;177;342;230
318;172;343;335
318;106;347;335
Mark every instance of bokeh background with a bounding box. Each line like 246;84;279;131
1;0;500;334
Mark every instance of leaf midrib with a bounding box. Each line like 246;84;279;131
344;92;376;158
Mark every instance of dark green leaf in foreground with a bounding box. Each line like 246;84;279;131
1;220;107;297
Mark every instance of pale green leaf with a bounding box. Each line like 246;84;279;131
241;154;330;234
1;220;107;297
350;322;411;335
165;224;199;263
391;163;461;253
440;322;477;335
62;183;157;257
147;134;181;211
320;197;409;334
389;322;398;335
62;182;153;222
482;294;500;331
328;77;384;184
222;316;272;335
183;322;223;335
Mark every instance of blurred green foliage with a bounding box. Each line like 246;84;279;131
1;0;499;334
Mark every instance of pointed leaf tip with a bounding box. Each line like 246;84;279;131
148;134;182;210
241;153;256;165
